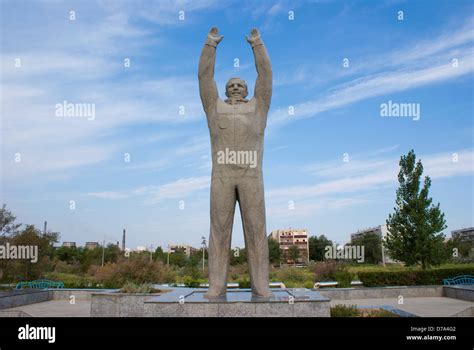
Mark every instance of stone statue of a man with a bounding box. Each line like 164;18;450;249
198;27;272;298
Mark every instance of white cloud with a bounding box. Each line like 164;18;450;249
269;20;474;128
86;176;211;204
267;149;474;201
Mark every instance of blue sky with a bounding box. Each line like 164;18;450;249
1;0;473;250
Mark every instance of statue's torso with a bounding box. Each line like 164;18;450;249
207;98;266;178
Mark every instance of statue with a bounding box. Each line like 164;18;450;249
198;27;273;298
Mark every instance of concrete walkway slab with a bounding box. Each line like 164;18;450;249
3;299;91;317
330;297;473;317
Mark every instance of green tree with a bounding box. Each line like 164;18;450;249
230;247;247;265
5;225;59;281
309;235;333;261
0;204;21;236
268;238;281;265
385;150;447;269
287;245;300;266
351;233;383;264
169;250;187;267
154;246;167;263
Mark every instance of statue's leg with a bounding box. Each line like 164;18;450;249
237;176;272;298
206;176;236;298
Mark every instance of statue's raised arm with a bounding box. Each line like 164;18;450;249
246;28;272;114
198;27;223;113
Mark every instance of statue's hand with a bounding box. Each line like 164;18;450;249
246;28;262;46
207;27;224;46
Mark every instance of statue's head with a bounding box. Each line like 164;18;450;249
225;78;248;100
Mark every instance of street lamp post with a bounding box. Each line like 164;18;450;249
167;245;170;267
201;236;207;270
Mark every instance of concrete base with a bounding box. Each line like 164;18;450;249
443;285;474;302
143;288;330;317
0;290;52;310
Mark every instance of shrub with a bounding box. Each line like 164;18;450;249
330;304;359;317
312;261;355;287
363;309;399;317
181;276;205;288
238;279;251;288
93;257;176;288
43;272;99;288
120;282;161;294
334;271;355;288
270;266;313;286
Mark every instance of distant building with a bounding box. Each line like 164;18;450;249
135;246;148;252
169;244;198;257
350;225;393;264
269;228;309;265
85;242;99;250
62;242;76;248
351;225;389;242
451;227;474;242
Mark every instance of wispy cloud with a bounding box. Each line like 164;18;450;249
269;19;474;128
268;149;474;200
86;175;211;204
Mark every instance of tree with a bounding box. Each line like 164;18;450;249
287;245;300;266
230;247;247;265
168;250;187;267
309;235;333;261
5;224;59;281
0;204;21;236
154;246;167;263
351;233;383;264
268;238;281;265
385;150;447;269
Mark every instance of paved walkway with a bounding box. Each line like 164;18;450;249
4;299;91;317
330;297;473;317
2;297;472;317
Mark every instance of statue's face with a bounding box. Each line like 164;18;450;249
225;78;248;99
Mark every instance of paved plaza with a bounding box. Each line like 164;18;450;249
2;296;472;317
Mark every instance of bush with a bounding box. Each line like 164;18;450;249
331;305;400;317
270;266;313;286
43;272;99;288
181;276;206;288
330;304;359;317
93;257;176;288
312;261;355;287
333;271;355;288
120;282;162;294
238;279;251;288
357;265;474;287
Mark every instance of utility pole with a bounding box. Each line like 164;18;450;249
201;236;207;270
381;237;386;267
122;229;126;252
101;239;105;267
150;244;153;263
167;245;170;267
43;221;47;235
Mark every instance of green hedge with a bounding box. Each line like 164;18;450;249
357;266;474;287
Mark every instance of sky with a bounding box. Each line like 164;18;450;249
1;0;473;250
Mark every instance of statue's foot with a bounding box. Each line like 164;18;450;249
204;288;226;299
252;289;273;298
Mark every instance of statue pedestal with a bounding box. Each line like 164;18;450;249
144;288;331;317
